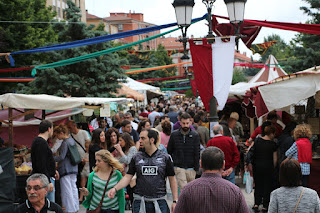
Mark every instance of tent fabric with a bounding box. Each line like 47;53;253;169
212;16;261;49
214;15;320;36
115;83;145;101
249;55;287;83
244;66;320;118
229;55;287;97
0;93;131;110
123;77;162;93
189;37;236;111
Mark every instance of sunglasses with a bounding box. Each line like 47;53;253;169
25;185;47;191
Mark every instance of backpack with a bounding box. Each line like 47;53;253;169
66;139;82;165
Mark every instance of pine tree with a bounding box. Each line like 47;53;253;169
19;1;127;97
0;0;57;93
285;0;320;73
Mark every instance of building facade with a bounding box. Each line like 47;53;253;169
46;0;86;23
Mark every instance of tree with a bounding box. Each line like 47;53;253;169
232;68;247;85
19;1;127;97
0;0;57;93
284;0;320;73
119;44;176;87
259;34;290;63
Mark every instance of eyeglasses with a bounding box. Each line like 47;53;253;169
25;185;47;191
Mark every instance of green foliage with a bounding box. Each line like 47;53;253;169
232;68;247;85
185;89;194;97
259;34;291;63
119;44;176;87
284;0;320;73
244;56;260;76
19;0;127;97
0;0;57;93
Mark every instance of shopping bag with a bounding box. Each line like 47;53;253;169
245;174;253;194
243;171;249;185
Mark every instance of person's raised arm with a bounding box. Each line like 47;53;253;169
107;174;133;198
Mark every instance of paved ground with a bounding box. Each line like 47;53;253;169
78;174;255;213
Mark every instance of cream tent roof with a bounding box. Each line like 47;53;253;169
0;93;132;110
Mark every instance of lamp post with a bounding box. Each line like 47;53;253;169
172;0;195;60
224;0;247;50
202;0;216;38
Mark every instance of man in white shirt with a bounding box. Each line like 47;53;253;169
124;112;138;131
148;106;161;127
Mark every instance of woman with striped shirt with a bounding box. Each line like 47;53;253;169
82;149;125;213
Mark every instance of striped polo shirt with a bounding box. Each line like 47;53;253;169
89;172;119;210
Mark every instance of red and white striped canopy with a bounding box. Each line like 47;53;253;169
249;55;287;83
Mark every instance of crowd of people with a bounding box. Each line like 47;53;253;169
12;96;320;213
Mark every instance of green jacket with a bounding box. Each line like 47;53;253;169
82;170;125;213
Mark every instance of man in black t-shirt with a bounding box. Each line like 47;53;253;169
31;120;58;202
108;129;178;213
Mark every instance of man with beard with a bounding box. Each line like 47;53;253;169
167;113;200;190
15;173;63;213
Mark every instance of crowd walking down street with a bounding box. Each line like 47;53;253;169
9;96;320;213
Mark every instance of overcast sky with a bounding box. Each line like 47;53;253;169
85;0;310;60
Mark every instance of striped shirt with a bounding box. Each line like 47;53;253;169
89;172;119;210
174;173;249;213
285;143;310;175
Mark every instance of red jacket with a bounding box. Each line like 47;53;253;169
296;138;312;163
207;136;240;169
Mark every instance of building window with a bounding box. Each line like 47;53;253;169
118;24;123;31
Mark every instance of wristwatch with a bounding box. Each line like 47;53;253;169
173;200;178;203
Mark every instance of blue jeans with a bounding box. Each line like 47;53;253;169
223;169;235;184
46;178;55;202
133;199;169;213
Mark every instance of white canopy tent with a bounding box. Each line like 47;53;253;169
256;66;320;116
229;55;288;97
0;93;131;110
0;93;133;145
123;77;164;105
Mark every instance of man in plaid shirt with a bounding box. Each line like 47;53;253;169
174;147;249;213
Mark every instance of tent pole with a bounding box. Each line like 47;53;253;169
8;107;13;147
42;110;46;120
250;118;254;135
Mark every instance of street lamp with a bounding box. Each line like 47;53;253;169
224;0;247;50
172;0;195;60
202;0;216;38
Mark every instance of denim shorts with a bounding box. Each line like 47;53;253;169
133;199;169;213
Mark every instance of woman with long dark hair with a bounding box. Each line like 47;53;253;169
106;127;120;153
137;120;151;134
89;128;107;172
114;133;138;167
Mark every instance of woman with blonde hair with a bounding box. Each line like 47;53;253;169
53;124;79;213
82;149;125;213
286;124;313;187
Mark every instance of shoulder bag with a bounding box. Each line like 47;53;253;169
71;133;86;153
293;187;305;213
66;139;82;165
87;170;114;213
